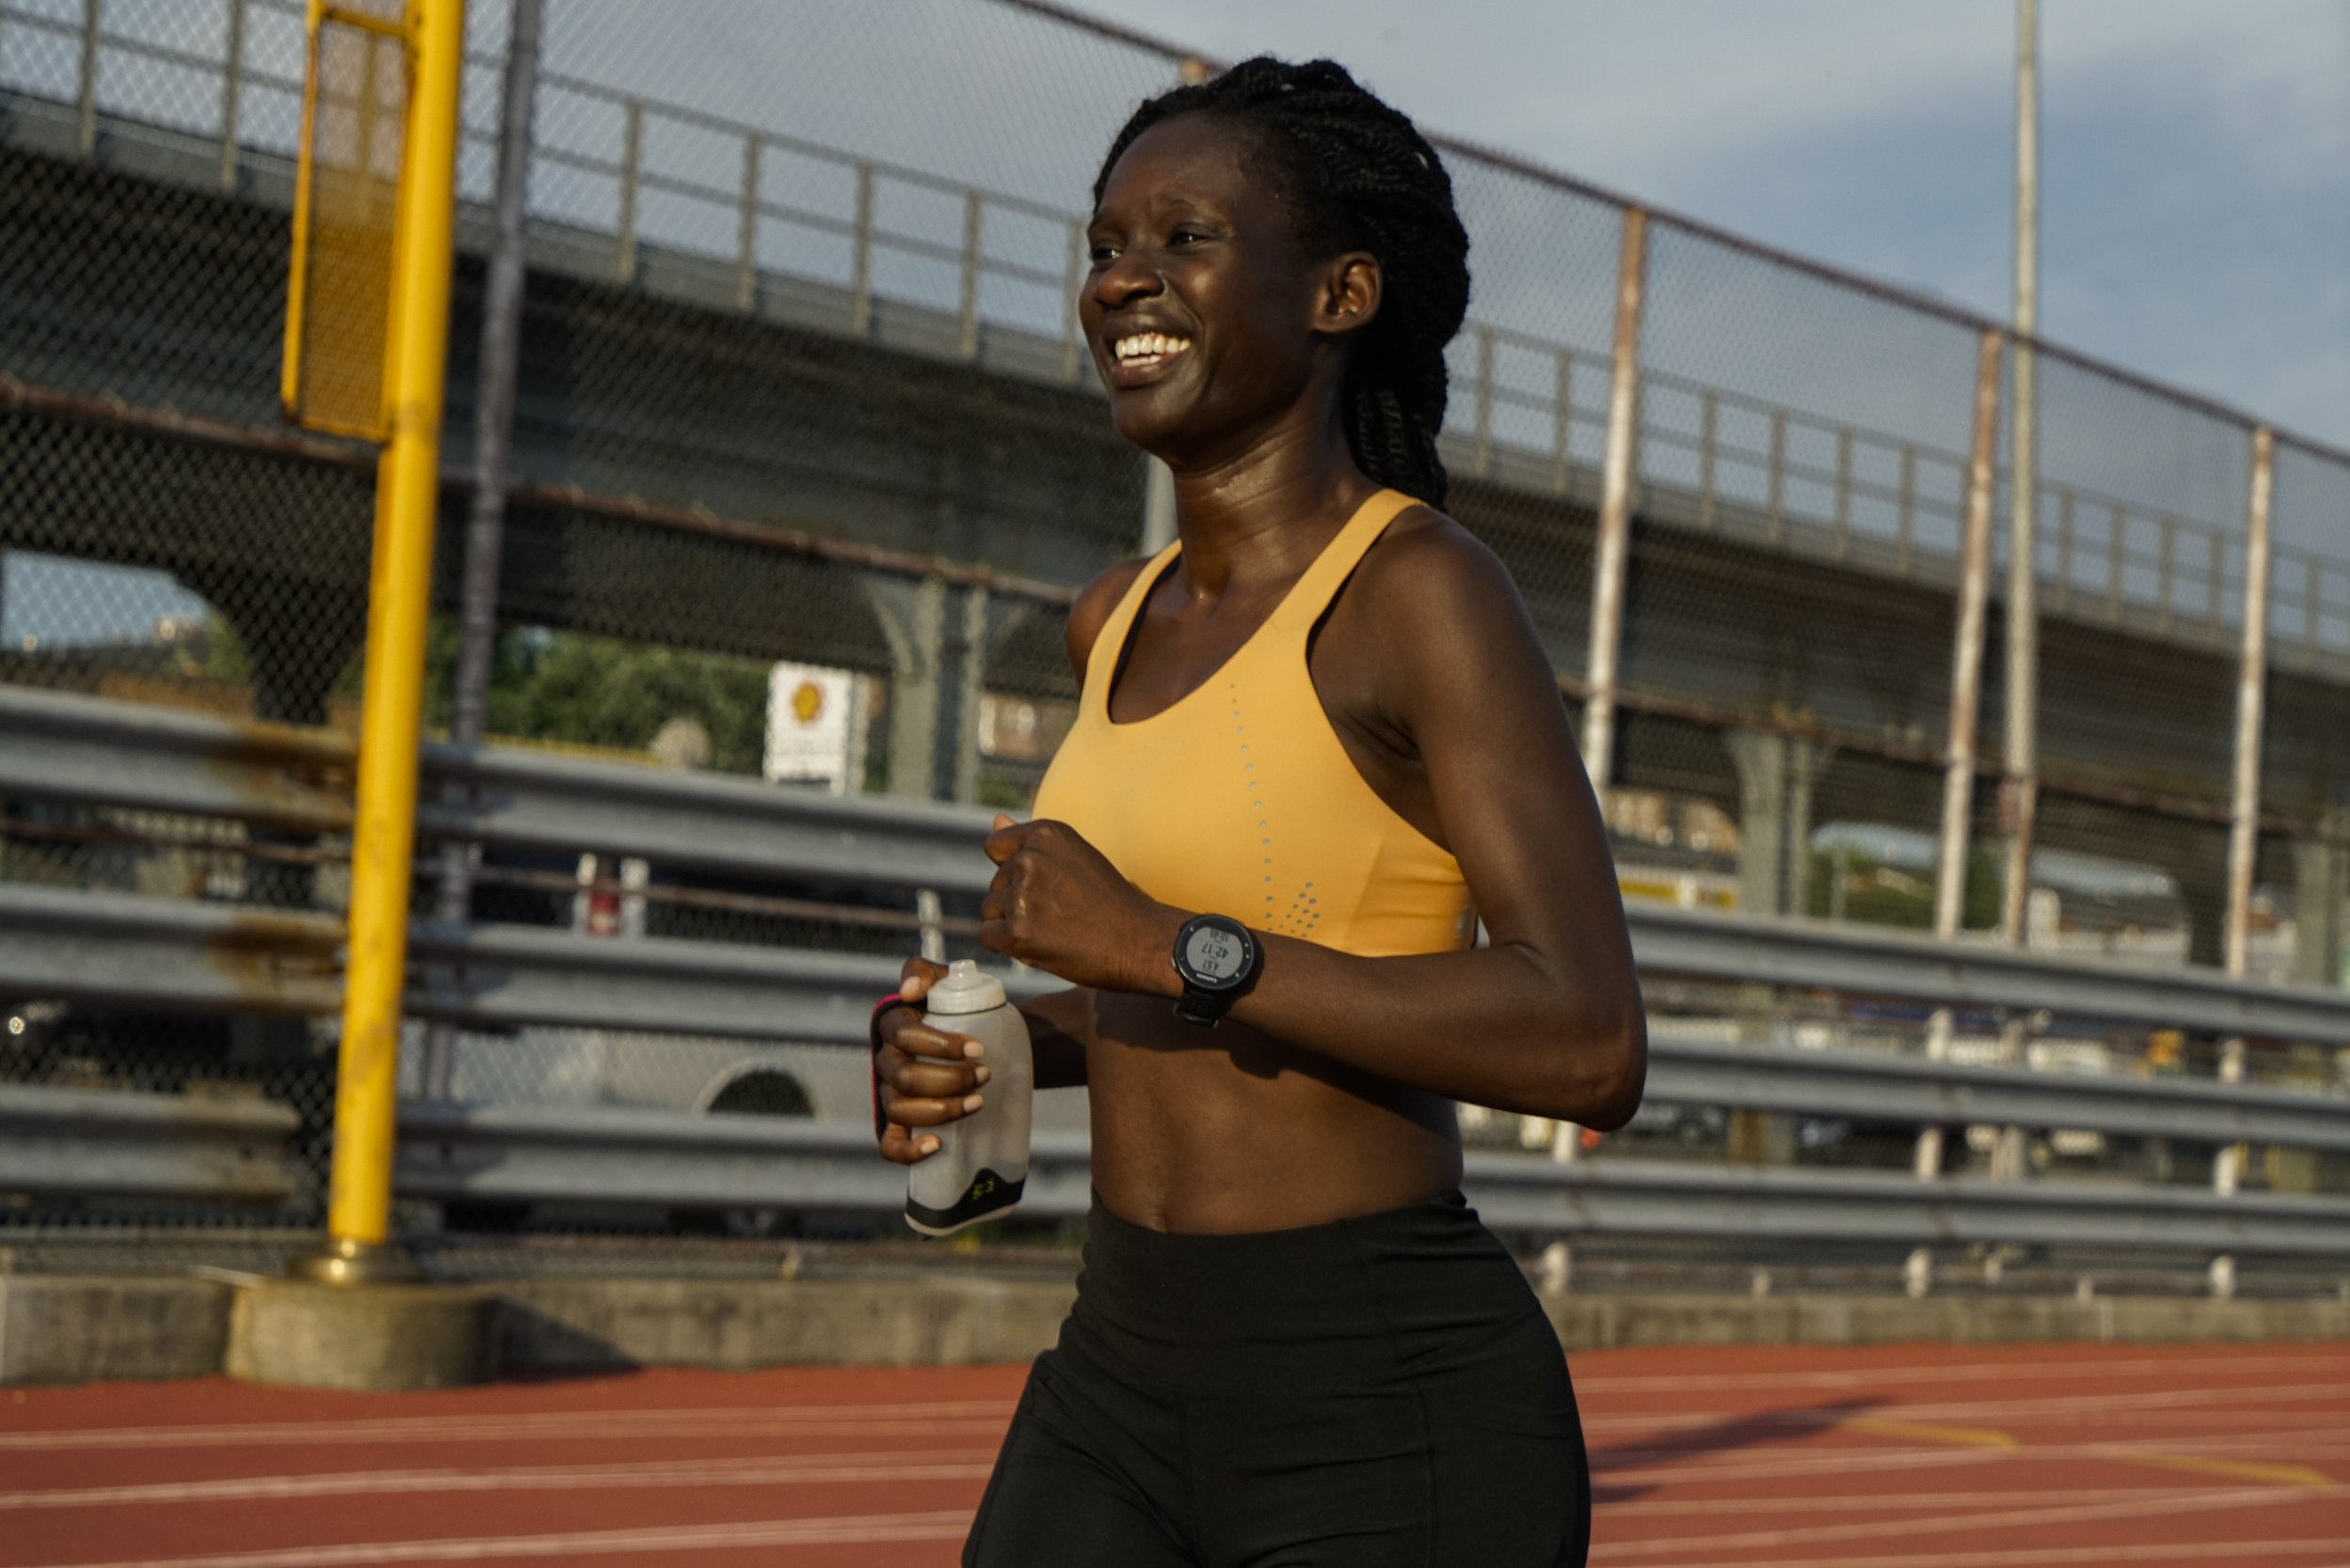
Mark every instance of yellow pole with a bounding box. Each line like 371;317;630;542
302;0;466;1284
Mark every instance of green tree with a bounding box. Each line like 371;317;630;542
438;626;772;775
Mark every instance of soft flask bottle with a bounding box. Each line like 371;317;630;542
904;960;1033;1236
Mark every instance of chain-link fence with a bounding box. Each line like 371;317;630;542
3;0;2345;1278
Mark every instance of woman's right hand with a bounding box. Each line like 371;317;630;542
874;956;990;1165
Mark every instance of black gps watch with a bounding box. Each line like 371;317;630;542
1170;913;1261;1027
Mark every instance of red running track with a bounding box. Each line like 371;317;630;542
1;1341;2344;1566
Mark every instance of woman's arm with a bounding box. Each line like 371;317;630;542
977;522;1646;1129
872;557;1150;1164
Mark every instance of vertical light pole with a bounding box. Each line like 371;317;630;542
1580;205;1652;810
2000;0;2041;951
1910;330;2005;1278
425;0;543;1102
298;0;468;1283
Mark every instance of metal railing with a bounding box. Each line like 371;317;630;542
4;687;2347;1280
3;0;2343;671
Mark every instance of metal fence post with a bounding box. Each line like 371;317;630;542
218;0;247;191
1059;218;1085;378
2305;559;2324;664
1911;329;2003;1209
616;98;642;283
426;0;541;1104
1895;445;1916;572
2053;488;2076;612
2206;530;2226;642
957;190;983;360
76;0;102;157
1765;409;1788;543
1143;456;1177;555
850;163;877;337
2213;425;2278;1293
1578;206;1648;804
1697;390;1718;529
1832;427;1854;558
2002;0;2043;960
2155;514;2177;635
1472;325;1496;477
301;0;467;1285
736;132;760;312
1550;351;1573;494
950;584;989;805
2106;504;2126;622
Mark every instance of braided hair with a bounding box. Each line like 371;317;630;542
1091;57;1471;508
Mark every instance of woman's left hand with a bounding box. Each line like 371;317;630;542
980;814;1176;995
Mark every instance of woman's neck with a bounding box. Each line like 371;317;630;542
1162;417;1377;601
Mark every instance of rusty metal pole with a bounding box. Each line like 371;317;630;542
1579;206;1650;809
1999;0;2041;953
2211;425;2277;1297
422;0;542;1103
1911;331;2004;1224
1990;0;2043;1181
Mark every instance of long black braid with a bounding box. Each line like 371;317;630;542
1091;57;1472;509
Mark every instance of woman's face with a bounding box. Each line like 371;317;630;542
1082;114;1374;463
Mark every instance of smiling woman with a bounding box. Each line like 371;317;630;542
870;55;1642;1568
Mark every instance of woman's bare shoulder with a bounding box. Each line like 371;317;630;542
1350;506;1527;639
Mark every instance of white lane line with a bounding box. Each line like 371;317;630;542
1581;1380;2350;1437
1593;1423;2349;1491
1611;1536;2350;1568
1577;1353;2350;1396
11;1510;977;1568
0;1402;1017;1451
0;1450;998;1511
1869;1380;2350;1423
1594;1482;2334;1560
1604;1485;2248;1518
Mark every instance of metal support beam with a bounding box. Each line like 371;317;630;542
428;0;542;1102
868;575;948;802
1579;207;1649;806
1916;330;2004;1186
1143;455;1177;555
2294;816;2346;990
313;0;467;1281
2213;427;2278;1283
2001;0;2042;950
1726;731;1828;918
384;1103;2350;1258
0;1083;301;1202
2226;427;2278;979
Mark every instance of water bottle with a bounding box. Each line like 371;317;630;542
904;960;1032;1236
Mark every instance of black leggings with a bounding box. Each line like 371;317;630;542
964;1190;1590;1567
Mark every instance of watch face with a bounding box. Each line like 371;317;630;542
1182;921;1251;988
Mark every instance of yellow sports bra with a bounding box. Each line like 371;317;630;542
1033;489;1476;959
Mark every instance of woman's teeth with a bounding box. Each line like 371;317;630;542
1113;333;1193;364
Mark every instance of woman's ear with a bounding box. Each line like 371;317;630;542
1315;251;1382;337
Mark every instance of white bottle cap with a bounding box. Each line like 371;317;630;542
923;959;1008;1015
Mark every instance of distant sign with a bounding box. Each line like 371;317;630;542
764;664;866;793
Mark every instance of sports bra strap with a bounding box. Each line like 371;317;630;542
1078;488;1420;707
1081;538;1182;710
1264;489;1420;644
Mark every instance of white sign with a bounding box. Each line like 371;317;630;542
764;663;866;793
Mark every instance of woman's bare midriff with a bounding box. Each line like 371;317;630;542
1083;989;1465;1234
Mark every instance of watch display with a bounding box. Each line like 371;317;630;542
1172;914;1259;1026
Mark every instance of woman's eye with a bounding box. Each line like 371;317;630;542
1089;243;1119;265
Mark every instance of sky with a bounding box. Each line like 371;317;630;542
5;0;2344;646
1063;0;2350;454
